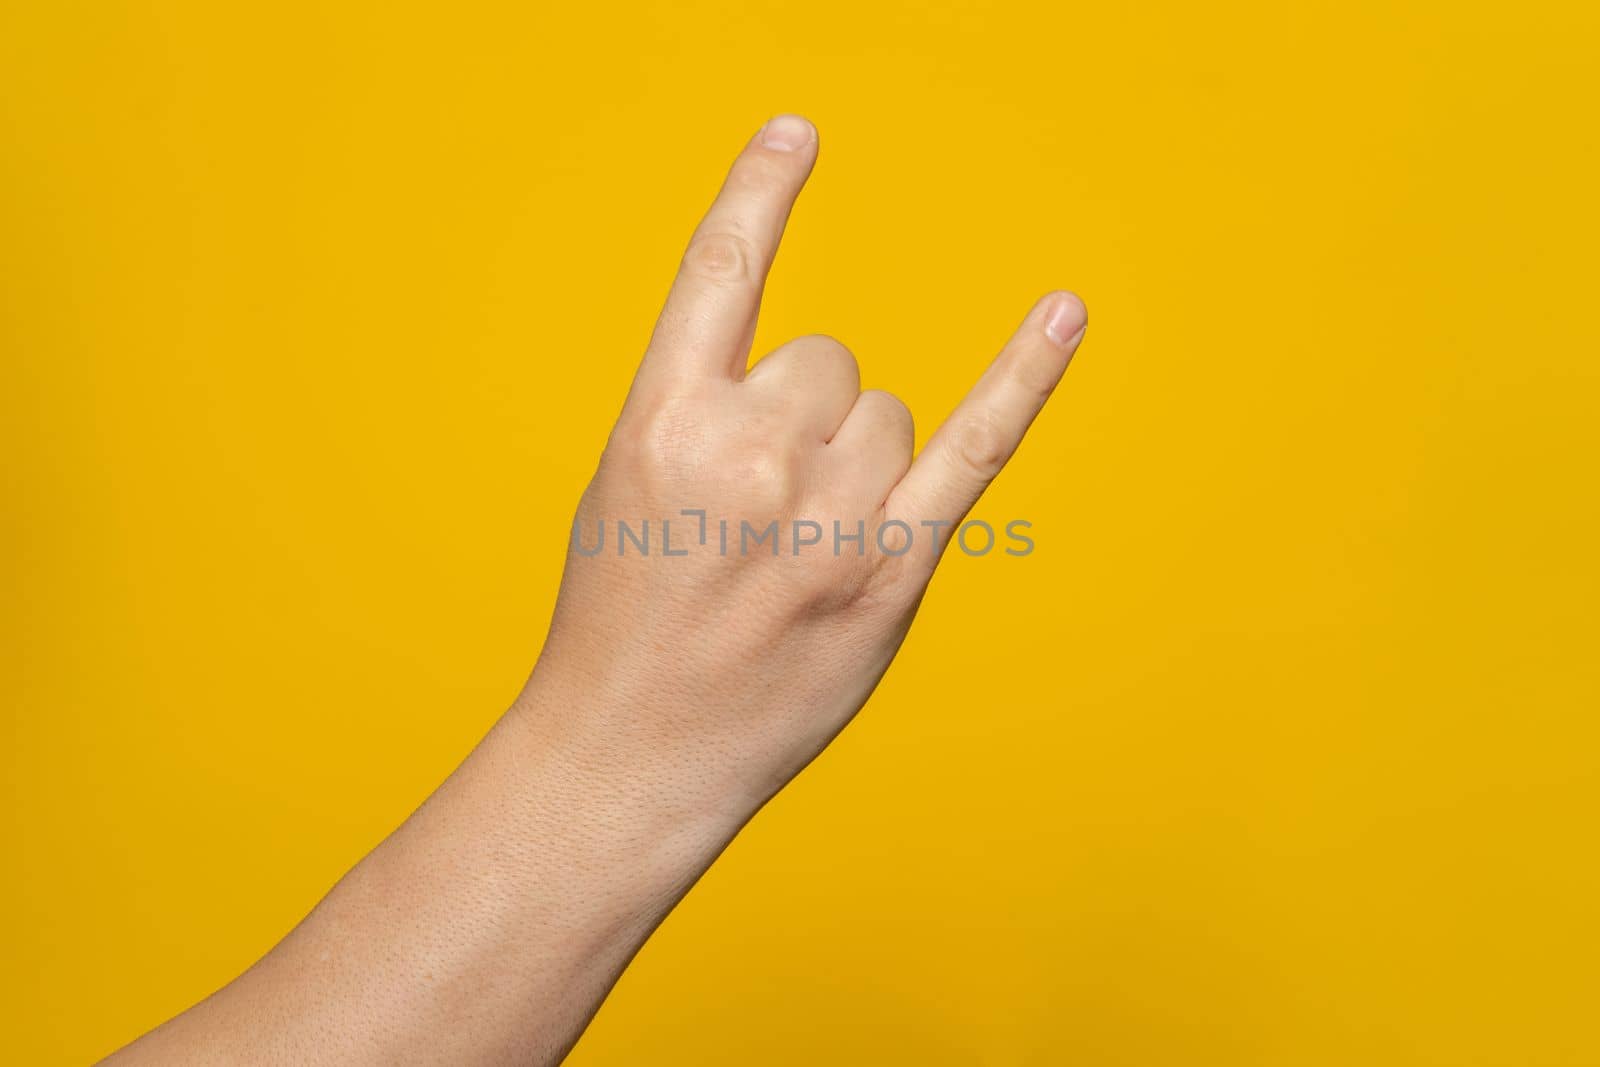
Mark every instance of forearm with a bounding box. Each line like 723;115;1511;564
107;671;749;1065
104;113;1085;1064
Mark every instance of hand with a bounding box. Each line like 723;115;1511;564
520;113;1087;822
105;114;1087;1067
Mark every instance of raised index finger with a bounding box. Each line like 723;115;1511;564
642;115;818;382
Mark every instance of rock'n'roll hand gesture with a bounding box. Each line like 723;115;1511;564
538;114;1085;812
106;116;1087;1067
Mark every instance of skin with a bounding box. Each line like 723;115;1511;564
105;114;1087;1065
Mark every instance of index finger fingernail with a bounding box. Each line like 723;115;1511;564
1043;294;1088;347
760;115;814;152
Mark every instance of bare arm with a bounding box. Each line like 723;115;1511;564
106;114;1087;1065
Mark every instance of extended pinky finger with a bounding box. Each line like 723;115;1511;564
887;292;1086;539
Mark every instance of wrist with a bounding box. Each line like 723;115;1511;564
502;664;757;891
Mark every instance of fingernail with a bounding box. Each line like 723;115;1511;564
1044;296;1088;347
760;115;813;152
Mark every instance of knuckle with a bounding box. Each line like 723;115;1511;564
800;559;875;612
797;334;860;385
682;231;757;284
799;332;851;357
728;153;788;193
609;399;704;483
946;410;1013;482
724;440;799;510
736;445;785;489
869;388;912;425
1005;348;1066;402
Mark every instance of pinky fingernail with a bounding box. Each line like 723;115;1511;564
1044;297;1088;347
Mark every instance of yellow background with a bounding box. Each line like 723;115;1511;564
4;1;1598;1063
